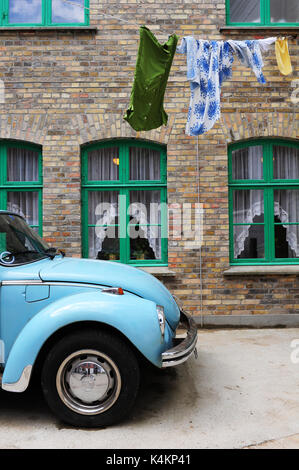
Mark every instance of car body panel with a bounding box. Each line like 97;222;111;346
39;258;180;330
2;289;174;387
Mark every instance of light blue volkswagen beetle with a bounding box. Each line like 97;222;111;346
0;211;197;427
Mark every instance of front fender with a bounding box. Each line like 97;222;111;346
2;290;167;390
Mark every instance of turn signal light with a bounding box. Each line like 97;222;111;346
102;287;124;295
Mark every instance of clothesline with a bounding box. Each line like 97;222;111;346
0;4;295;136
65;1;294;135
124;28;294;136
0;33;291;119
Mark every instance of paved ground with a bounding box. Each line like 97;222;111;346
0;328;299;449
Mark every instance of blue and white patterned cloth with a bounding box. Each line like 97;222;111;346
177;37;268;136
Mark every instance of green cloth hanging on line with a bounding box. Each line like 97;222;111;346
124;26;178;132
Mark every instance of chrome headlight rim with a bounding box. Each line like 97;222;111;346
156;305;165;337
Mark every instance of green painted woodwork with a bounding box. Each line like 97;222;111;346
0;141;43;236
228;138;299;265
0;0;89;27
82;140;168;266
226;0;299;26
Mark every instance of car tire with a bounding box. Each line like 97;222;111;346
41;328;140;428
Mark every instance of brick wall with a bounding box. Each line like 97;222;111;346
0;0;298;320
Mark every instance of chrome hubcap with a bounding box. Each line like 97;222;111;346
56;349;121;416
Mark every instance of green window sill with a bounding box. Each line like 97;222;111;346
220;25;299;35
224;265;299;276
0;26;97;32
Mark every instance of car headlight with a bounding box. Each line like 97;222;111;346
156;305;165;337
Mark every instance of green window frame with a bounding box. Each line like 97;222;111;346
82;140;168;266
0;0;89;27
226;0;299;26
0;141;43;235
228;139;299;265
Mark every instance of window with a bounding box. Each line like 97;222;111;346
82;140;168;266
228;139;299;265
0;142;43;235
0;0;89;27
226;0;299;26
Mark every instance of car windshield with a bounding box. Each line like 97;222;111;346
0;213;50;265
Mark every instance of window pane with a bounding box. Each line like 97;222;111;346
129;190;161;225
231;145;263;180
129;190;162;260
274;190;299;224
7;147;39;182
234;224;264;259
229;0;260;23
9;0;42;24
270;0;299;23
52;0;85;23
87;147;119;181
233;190;264;224
129;147;161;180
273;145;299;180
88;191;118;225
88;191;119;260
7;191;39;226
130;226;161;260
275;225;299;258
89;227;120;260
274;189;299;258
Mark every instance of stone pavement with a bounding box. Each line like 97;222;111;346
0;328;298;449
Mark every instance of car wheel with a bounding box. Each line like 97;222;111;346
41;328;140;428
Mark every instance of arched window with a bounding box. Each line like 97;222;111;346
0;142;42;234
229;139;299;264
81;140;167;266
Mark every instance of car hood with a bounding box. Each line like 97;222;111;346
39;258;180;330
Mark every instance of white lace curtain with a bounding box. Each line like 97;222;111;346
88;190;161;260
233;145;299;259
88;191;119;259
129;190;161;260
88;191;161;259
88;146;162;260
233;189;264;258
6;147;39;226
7;192;39;226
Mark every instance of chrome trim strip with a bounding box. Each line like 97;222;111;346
2;365;32;393
162;311;198;368
1;280;103;289
1;280;43;285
